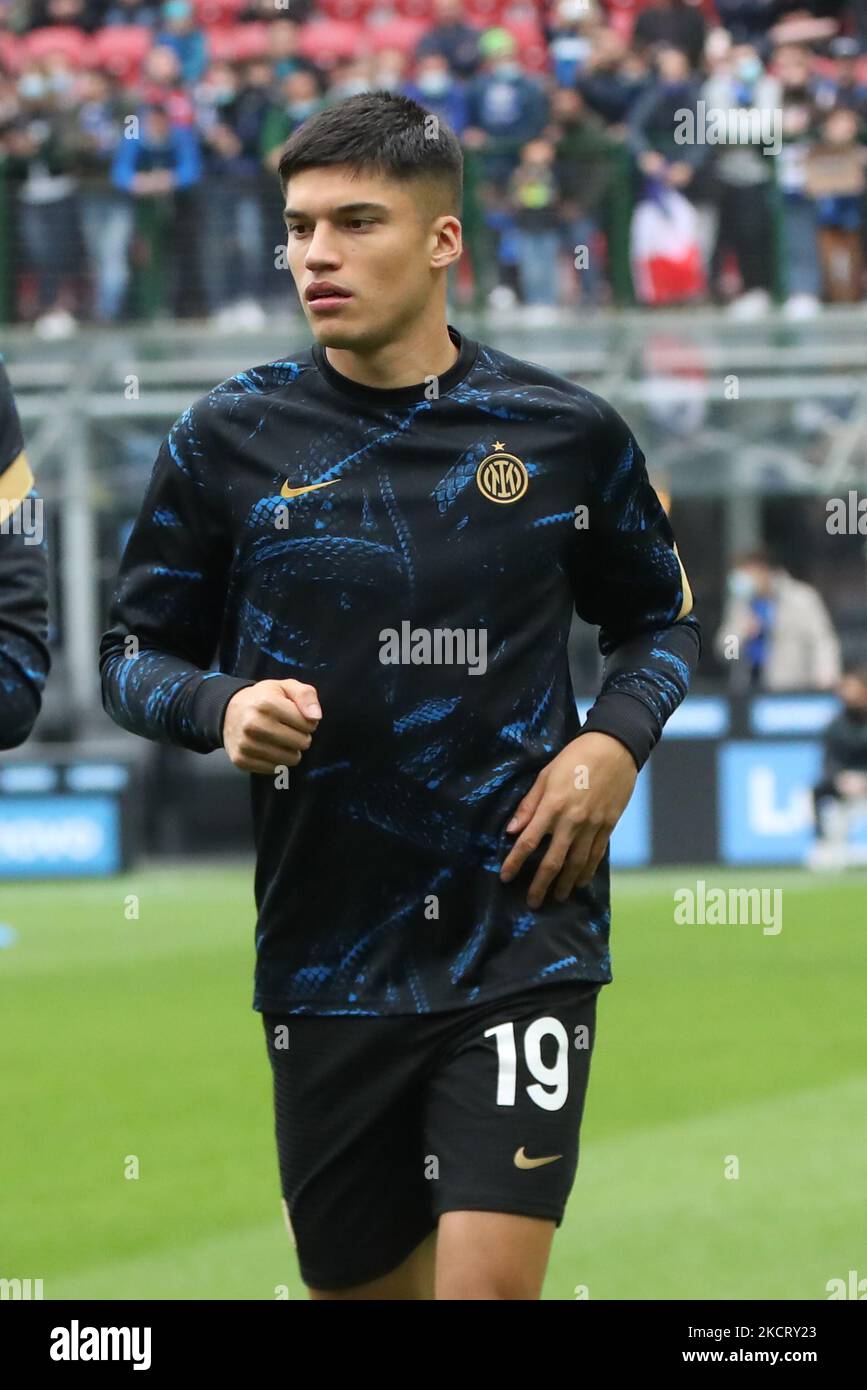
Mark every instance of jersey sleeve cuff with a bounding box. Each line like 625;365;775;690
576;690;660;773
189;673;257;752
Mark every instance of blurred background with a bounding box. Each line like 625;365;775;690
2;0;867;1302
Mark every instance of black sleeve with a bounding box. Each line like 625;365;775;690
566;398;701;772
98;404;255;754
0;361;50;750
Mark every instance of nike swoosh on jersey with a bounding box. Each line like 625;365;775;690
280;478;340;500
513;1147;562;1170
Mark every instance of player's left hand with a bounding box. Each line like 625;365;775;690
499;732;638;908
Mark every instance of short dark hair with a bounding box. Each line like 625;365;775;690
277;90;463;219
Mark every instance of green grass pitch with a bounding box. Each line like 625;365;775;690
2;863;865;1300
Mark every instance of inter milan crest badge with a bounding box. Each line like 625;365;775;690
475;441;529;504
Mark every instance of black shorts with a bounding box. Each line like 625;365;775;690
262;977;603;1291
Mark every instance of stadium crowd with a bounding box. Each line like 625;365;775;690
2;0;867;332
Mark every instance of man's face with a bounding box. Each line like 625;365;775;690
282;165;460;351
839;675;867;714
743;561;772;595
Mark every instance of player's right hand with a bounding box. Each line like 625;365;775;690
222;679;322;775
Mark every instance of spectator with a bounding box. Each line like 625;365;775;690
196;59;274;328
266;18;324;87
28;0;102;32
548;85;617;305
464;27;550;189
715;549;842;691
508;136;563;314
262;68;324;172
547;0;600;90
372;48;411;94
154;1;209;87
775;43;823;316
3;67;84;338
416;0;482;81
403;53;469;137
701;43;780;317
138;43;196;125
103;0;160;26
111;102;204;318
577;27;648;126
712;0;779;47
326;56;375;102
806;105;867;302
633;0;707;69
627;45;706;198
815;36;867;121
63;69;130;323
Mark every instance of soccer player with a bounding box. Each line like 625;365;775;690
100;92;701;1300
0;358;50;749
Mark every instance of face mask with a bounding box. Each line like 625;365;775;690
210;87;234;105
737;56;761;84
332;79;369;98
493;61;521;79
288;100;319;120
19;75;47;99
418;72;450;98
728;569;757;600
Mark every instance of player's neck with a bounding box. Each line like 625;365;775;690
323;318;458;392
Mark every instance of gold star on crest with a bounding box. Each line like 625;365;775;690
493;440;506;451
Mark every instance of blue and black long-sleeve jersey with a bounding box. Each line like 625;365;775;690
99;324;701;1016
0;359;50;750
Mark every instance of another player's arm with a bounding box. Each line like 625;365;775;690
500;401;701;905
99;412;321;768
0;364;50;749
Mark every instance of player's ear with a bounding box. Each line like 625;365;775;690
430;214;462;270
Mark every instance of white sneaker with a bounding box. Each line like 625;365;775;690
34;307;78;339
782;293;821;320
727;288;772;320
805;840;847;871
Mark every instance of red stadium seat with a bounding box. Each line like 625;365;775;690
502;19;549;73
205;22;270;61
0;32;24;75
317;0;376;20
192;0;246;24
23;26;91;68
392;0;435;19
364;17;431;53
297;20;367;63
90;27;153;81
464;0;506;23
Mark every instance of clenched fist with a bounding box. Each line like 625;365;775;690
222;679;322;774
